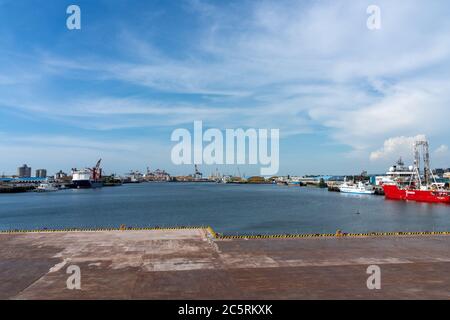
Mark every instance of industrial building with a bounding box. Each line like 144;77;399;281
35;169;47;178
17;164;31;178
55;170;68;179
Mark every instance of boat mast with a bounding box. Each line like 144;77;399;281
413;139;436;187
413;141;422;187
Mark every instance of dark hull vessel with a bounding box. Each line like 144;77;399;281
72;180;103;189
71;159;103;189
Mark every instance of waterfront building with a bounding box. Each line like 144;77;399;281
247;176;266;184
36;169;47;178
17;164;31;178
55;170;67;179
0;177;46;186
145;168;171;181
125;170;144;183
433;168;445;178
174;175;193;182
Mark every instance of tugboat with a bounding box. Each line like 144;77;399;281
71;159;103;189
382;139;450;204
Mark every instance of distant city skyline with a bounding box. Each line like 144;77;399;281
0;0;449;176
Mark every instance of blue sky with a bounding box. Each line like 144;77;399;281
0;0;449;176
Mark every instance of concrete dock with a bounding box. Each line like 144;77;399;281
1;229;450;299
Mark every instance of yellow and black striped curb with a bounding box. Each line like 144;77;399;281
218;231;450;239
1;226;449;239
0;226;208;234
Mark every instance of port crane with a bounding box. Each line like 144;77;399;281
89;159;102;180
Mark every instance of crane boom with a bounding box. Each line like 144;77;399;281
95;159;102;170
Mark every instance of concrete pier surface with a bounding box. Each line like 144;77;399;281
1;229;450;299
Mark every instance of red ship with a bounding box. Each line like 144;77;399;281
383;184;450;203
382;139;450;204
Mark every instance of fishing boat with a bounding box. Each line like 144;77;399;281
36;182;59;192
339;181;375;195
382;139;450;204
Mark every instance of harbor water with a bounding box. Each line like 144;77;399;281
0;183;449;234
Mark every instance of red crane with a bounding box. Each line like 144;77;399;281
89;159;102;181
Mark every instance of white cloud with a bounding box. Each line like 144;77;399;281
1;0;450;172
370;134;426;161
435;144;449;154
314;80;450;154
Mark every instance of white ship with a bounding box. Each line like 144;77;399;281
71;159;103;189
373;158;415;186
339;181;375;195
36;181;59;192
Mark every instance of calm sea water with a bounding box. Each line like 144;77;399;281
0;183;449;234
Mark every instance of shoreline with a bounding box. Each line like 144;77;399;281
1;225;450;239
